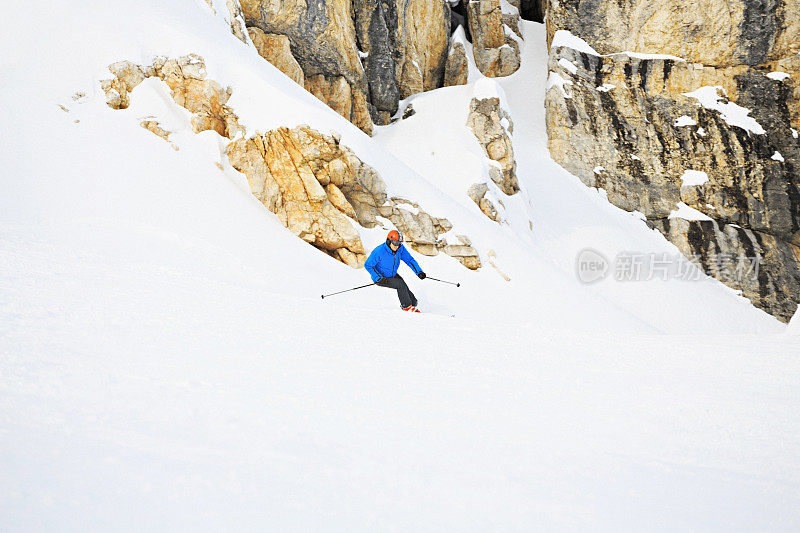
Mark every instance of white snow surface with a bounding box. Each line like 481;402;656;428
609;50;686;63
557;57;578;75
499;0;519;16
472;77;510;113
550;30;601;56
674;115;698;127
767;71;791;81
547;72;574;98
680;170;710;186
669;202;714;221
683;86;767;135
2;4;800;531
610;51;686;61
550;30;685;62
789;307;800;334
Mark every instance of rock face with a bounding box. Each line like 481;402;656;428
240;0;451;131
241;0;374;133
152;56;244;138
228;128;481;269
380;199;482;269
354;0;451;123
545;0;800;322
468;183;502;222
651;217;800;321
444;40;469;87
467;93;520;195
227;127;369;266
140;119;178;151
467;0;521;77
102;55;480;270
546;0;800;68
102;56;244;139
226;0;250;44
101;61;145;110
248;27;305;86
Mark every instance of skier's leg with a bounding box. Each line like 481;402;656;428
394;274;417;307
376;276;413;308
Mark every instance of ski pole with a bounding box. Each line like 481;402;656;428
321;282;376;299
427;277;460;287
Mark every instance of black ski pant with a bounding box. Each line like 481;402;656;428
376;274;417;308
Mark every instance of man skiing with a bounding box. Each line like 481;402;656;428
364;230;426;312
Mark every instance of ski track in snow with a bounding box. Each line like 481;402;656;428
1;4;799;531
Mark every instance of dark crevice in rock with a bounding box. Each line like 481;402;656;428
739;0;781;65
623;62;633;84
520;0;546;22
450;0;471;41
685;220;714;272
599;91;635;153
749;230;772;300
566;99;579;126
786;163;800;234
662;60;672;83
364;2;400;121
637;61;649;92
584;53;597;74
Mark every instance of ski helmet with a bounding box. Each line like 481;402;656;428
387;230;403;246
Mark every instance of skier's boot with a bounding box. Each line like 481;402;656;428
402;305;420;313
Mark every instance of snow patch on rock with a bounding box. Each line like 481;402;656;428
669;202;713;221
558;58;578;75
547;73;573;98
674;115;697;127
683;86;766;135
550;30;600;56
767;71;791;81
611;51;686;62
680;170;709;186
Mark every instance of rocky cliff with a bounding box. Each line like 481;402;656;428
545;0;800;322
101;54;481;270
468;0;522;78
240;0;451;132
239;0;523;133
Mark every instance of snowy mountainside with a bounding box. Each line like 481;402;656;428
1;1;799;530
0;1;783;333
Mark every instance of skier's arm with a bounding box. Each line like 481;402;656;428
364;250;383;282
400;246;422;275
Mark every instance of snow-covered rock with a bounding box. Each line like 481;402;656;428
467;0;521;77
466;80;519;196
544;0;800;322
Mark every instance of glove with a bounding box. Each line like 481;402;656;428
417;272;426;280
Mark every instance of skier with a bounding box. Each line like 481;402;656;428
364;230;426;312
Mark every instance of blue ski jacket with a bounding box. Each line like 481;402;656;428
364;242;423;282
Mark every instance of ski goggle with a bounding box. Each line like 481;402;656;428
388;239;402;246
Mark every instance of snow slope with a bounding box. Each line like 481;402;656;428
1;2;799;530
373;22;787;334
